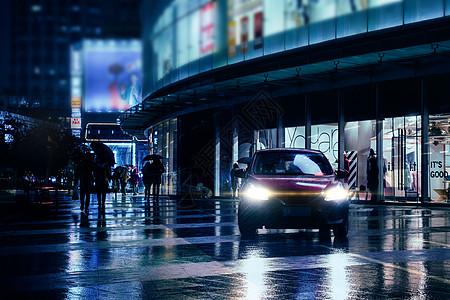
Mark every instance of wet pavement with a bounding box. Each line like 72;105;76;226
1;193;450;299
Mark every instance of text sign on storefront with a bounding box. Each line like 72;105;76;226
71;118;82;129
71;97;81;108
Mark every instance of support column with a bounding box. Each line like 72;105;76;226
421;78;430;202
176;119;182;195
305;94;311;149
232;118;239;164
376;83;384;202
277;112;284;148
338;89;345;170
214;117;220;197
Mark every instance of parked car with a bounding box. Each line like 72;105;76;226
236;148;349;238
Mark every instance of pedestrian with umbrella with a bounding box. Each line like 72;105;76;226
90;142;115;213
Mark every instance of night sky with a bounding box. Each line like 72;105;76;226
0;1;10;94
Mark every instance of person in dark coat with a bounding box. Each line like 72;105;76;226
142;162;152;202
343;153;350;184
93;159;111;214
130;166;139;195
22;170;31;202
150;159;165;202
113;166;129;197
367;148;379;202
230;163;240;199
75;153;94;215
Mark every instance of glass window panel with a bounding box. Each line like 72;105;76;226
176;0;190;19
337;11;368;38
429;114;450;202
311;123;339;169
228;0;263;63
368;0;403;31
199;55;213;72
285;126;306;148
212;0;228;68
263;0;285;54
285;26;309;50
188;10;200;76
309;0;336;24
264;33;285;55
383;116;421;201
404;0;444;24
177;16;190;69
284;0;309;50
263;0;285;37
344;120;376;192
309;19;336;45
447;0;450;16
256;128;278;150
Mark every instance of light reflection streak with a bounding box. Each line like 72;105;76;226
238;250;267;299
327;253;350;300
407;261;428;298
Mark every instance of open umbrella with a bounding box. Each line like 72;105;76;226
143;154;164;161
237;157;252;165
90;141;115;165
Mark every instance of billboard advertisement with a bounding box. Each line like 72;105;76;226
83;40;142;113
227;0;263;57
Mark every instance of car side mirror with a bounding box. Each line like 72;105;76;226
235;169;247;178
336;169;349;179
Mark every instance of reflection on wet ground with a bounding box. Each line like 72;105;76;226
1;194;450;299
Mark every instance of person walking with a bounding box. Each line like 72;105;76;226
93;159;111;214
117;166;129;197
367;148;379;202
230;163;240;199
142;162;152;202
22;170;31;202
130;166;139;195
150;159;165;202
75;153;94;215
343;153;350;184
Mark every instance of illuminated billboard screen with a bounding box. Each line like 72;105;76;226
83;40;142;113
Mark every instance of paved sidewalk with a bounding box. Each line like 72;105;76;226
1;192;450;299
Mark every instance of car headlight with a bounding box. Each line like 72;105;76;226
244;183;271;201
324;184;348;201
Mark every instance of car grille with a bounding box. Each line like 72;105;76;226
271;191;323;205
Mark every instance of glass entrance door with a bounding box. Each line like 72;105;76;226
383;116;421;201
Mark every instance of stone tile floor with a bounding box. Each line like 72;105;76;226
1;192;450;299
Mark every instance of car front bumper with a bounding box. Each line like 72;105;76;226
239;198;349;229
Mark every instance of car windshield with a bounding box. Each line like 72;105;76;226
253;152;334;176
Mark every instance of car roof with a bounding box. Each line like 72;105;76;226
255;148;323;155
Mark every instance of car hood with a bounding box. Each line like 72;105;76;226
248;174;338;204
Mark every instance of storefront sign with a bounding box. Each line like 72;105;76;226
72;129;81;138
240;16;249;53
254;11;263;49
200;2;215;54
71;108;81;118
228;20;237;57
71;97;81;108
71;118;82;129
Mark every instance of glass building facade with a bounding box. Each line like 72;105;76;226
142;0;447;98
119;0;450;202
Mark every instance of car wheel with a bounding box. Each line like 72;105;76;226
319;226;331;240
238;202;258;238
333;217;349;238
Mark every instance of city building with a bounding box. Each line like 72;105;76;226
5;0;141;121
120;0;450;202
4;0;144;169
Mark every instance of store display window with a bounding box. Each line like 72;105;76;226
382;116;421;201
